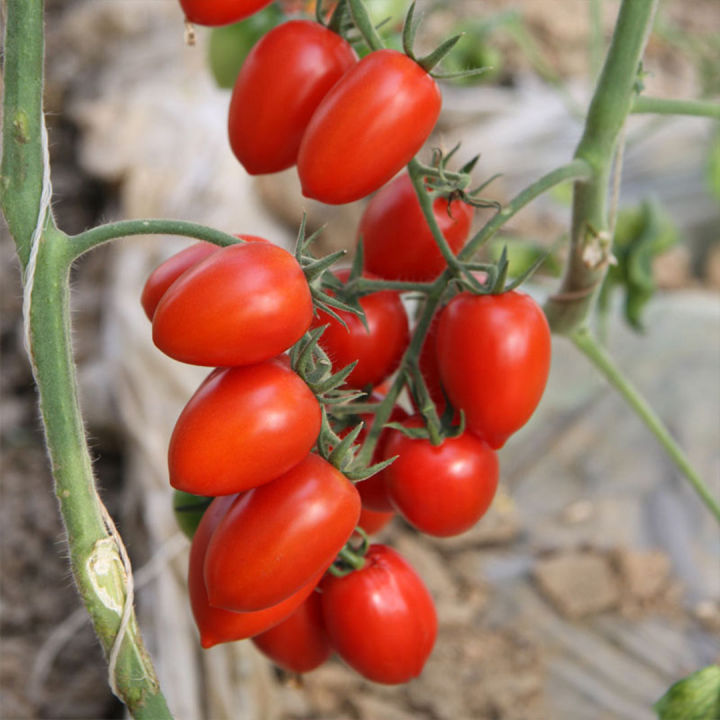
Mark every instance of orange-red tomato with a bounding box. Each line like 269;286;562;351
204;454;360;611
188;495;322;648
169;360;321;496
359;173;473;281
436;291;552;449
229;20;356;174
297;49;442;204
321;544;437;684
382;417;499;537
179;0;273;26
152;242;312;367
252;591;331;673
356;506;394;535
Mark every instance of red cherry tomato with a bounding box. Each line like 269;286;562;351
321;544;437;684
382;417;499;537
312;271;409;389
297;49;442;204
417;314;446;412
252;590;331;673
179;0;273;26
436;291;552;449
359;173;473;281
229;20;356;175
169;359;321;496
140;235;267;320
152;241;312;366
189;495;323;648
356;506;394;535
204;454;360;611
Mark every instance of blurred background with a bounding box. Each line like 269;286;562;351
1;1;718;718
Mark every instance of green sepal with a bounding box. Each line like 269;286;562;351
401;1;419;60
417;33;463;73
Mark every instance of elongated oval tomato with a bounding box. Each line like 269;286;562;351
297;49;442;204
356;506;394;536
169;359;321;495
229;20;356;174
359;173;473;281
179;0;273;26
321;544;437;684
204;454;360;611
382;417;499;537
189;495;323;648
140;236;267;320
312;271;409;389
252;591;331;673
152;242;312;366
436;291;551;449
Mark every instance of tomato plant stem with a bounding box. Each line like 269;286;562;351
70;219;242;259
572;328;720;524
545;0;659;334
631;95;720;119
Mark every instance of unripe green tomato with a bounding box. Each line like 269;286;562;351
173;490;212;539
208;4;284;89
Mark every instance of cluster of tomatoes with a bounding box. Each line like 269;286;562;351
144;0;553;685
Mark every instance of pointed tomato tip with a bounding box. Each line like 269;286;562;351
200;635;218;649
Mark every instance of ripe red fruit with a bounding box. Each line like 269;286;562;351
169;360;321;496
179;0;273;27
229;20;356;174
297;49;442;204
436;291;552;449
321;544;437;684
359;173;473;281
382;417;499;537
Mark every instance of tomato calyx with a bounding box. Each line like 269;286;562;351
328;528;369;577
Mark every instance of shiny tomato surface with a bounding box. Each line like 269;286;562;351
229;20;356;174
188;495;321;648
252;590;331;673
297;49;442;204
204;454;360;611
179;0;274;26
436;291;551;449
152;241;312;366
359;173;473;281
169;360;321;496
382;417;499;537
321;544;437;684
312;271;409;389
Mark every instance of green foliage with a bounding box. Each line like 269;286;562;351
489;238;563;278
707;129;720;203
172;490;211;539
655;665;720;720
440;19;502;85
599;199;679;331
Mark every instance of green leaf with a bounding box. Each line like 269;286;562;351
707;129;720;202
654;665;720;720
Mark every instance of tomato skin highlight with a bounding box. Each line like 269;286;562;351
152;242;312;367
204;454;360;611
229;20;357;174
359;173;473;281
252;591;332;673
312;271;409;389
297;49;442;204
321;544;437;684
169;360;321;496
179;0;274;26
189;495;322;649
382;418;499;537
436;291;552;449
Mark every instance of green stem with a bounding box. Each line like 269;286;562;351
70;219;242;260
348;0;384;51
345;276;436;295
589;0;604;81
545;0;659;334
631;95;720;119
29;229;173;717
572;328;720;524
459;159;593;261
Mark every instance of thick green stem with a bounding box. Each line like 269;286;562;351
28;230;173;717
545;0;658;334
631;95;720;119
70;219;242;259
572;329;720;524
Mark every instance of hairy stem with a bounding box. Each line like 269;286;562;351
572;329;720;523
